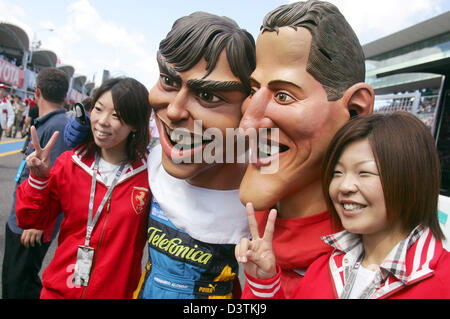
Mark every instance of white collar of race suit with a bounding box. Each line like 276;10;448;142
148;144;250;244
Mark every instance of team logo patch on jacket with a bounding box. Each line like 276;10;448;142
132;187;149;215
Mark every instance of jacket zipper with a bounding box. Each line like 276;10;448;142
81;195;112;299
328;262;339;299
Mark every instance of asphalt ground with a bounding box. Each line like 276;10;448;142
0;136;245;298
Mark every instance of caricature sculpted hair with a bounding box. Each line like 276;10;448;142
262;0;365;101
158;11;256;95
36;67;69;104
322;112;444;240
91;77;150;164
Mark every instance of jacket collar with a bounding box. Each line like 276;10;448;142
71;143;148;187
323;225;440;298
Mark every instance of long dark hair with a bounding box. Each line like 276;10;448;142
91;77;150;164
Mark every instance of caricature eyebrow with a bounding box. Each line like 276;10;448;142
156;52;245;93
156;52;181;83
187;79;246;93
250;77;304;93
268;79;303;91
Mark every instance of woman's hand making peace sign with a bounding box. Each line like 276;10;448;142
25;126;59;179
235;203;278;279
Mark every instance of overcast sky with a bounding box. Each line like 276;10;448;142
1;0;449;89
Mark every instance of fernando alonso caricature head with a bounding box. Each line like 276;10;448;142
149;12;255;190
239;0;374;214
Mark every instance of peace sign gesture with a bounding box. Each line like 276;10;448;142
235;203;277;279
25;126;59;178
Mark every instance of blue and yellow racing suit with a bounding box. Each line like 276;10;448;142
135;198;239;299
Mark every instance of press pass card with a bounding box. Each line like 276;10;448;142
73;245;95;287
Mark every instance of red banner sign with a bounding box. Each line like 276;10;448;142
0;59;25;87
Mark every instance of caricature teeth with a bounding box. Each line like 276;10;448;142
164;124;212;149
343;203;366;211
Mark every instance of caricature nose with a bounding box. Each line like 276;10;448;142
166;89;190;122
239;87;274;132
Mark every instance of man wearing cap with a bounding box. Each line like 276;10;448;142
0;83;14;140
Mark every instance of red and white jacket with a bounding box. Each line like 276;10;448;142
242;210;334;298
243;225;450;299
16;144;151;299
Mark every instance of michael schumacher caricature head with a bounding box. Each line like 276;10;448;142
239;0;374;212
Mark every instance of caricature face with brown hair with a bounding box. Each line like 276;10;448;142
239;27;373;213
149;50;247;189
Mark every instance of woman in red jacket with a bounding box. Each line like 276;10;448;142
236;112;450;299
16;77;151;298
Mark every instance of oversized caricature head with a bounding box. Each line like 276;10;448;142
149;12;255;189
239;0;374;213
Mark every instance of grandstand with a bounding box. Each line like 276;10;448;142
0;22;94;103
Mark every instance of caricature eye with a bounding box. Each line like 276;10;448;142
162;76;173;86
275;92;295;104
196;90;223;104
160;75;179;89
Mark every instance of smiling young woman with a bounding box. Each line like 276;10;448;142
15;77;152;299
323;112;443;241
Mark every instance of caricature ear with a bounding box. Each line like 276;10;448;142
343;83;374;118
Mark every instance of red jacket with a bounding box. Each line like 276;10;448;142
242;210;334;298
243;227;450;299
16;144;151;299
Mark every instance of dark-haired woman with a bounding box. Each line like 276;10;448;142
237;112;450;299
16;77;151;299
